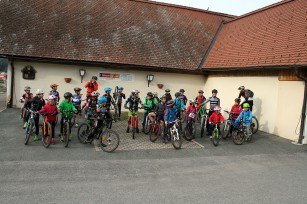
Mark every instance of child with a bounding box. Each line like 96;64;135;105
186;99;197;122
229;98;242;136
142;92;158;132
83;91;100;118
179;89;188;105
40;95;58;144
49;83;60;104
58;92;77;142
235;103;253;138
24;89;46;141
72;87;82;128
151;95;167;139
103;87;116;123
174;92;186;119
164;100;177;144
113;86;126;118
20;86;33;125
165;89;172;102
153;92;160;103
124;90;143;133
202;89;220;132
195;90;206;110
208;106;225;139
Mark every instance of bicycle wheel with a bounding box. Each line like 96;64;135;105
24;121;33;145
200;117;205;138
42;122;52;148
212;128;219;147
149;124;159;142
114;107;118;122
144;117;151;134
232;129;244;145
222;120;230;139
183;123;193;141
70;115;76;128
107;118;113;129
171;129;182;149
78;123;91;144
99;129;120;153
63;122;70;147
251;116;259;134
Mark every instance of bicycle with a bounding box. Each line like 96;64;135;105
24;109;38;145
211;122;222;147
232;121;253;145
166;119;182;149
197;106;210;138
222;110;232;139
143;108;152;134
78;112;119;152
60;110;75;148
149;118;162;143
40;113;55;148
183;112;196;141
126;106;143;139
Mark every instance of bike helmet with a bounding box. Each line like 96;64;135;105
189;99;196;104
235;98;241;103
175;92;181;98
64;92;73;99
104;87;112;92
147;92;153;97
24;86;31;91
48;95;57;100
166;99;175;107
165;89;170;93
36;89;44;94
160;95;167;100
213;106;221;111
238;86;245;90
50;83;58;88
198;90;204;94
117;86;124;90
179;89;185;93
91;91;100;97
74;87;82;92
212;89;218;94
243;103;250;108
98;96;107;104
92;76;98;80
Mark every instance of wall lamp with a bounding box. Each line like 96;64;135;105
147;74;154;87
79;69;86;83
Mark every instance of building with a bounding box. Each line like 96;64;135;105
0;0;306;143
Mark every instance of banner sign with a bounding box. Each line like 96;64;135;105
98;72;134;82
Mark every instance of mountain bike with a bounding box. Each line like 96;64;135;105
78;112;119;152
24;109;38;145
60;110;75;148
166;119;182;149
149;118;162;142
125;106;143;139
183;112;196;141
222;110;232;139
232;121;253;145
212;122;222;147
198;106;210;138
143;108;152;134
40;114;55;148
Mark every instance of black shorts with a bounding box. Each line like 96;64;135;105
157;115;164;122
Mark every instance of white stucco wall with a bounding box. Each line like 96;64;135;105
204;75;304;141
12;61;205;107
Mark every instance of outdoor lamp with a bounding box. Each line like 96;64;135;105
79;69;86;83
147;74;154;87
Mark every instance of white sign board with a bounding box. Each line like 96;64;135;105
98;72;134;82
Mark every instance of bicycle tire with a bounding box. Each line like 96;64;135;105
77;123;91;144
183;123;193;141
63;122;70;147
144;117;151;134
171;129;182;149
222;120;230;139
200;117;205;138
149;124;159;142
212;128;219;146
251;116;259;134
99;129;120;153
42;121;52;148
232;129;244;145
24;120;33;145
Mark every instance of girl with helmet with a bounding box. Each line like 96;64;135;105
20;86;33;121
24;89;46;140
186;99;197;122
40;95;58;144
49;83;60;104
235;103;253;127
124;90;143;133
113;86;126;119
208;105;225;139
174;92;186;119
72;87;83;128
58;92;77;142
195;90;206;110
228;98;243;137
84;76;99;99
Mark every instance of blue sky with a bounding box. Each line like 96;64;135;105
153;0;282;16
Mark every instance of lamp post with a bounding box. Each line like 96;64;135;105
79;69;86;83
147;74;154;87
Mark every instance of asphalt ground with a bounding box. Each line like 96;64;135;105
0;108;306;204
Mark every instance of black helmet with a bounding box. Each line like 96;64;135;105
64;92;73;99
175;92;181;98
147;92;153;97
235;98;241;103
92;76;98;80
238;86;245;90
179;89;185;93
74;87;82;92
212;89;218;93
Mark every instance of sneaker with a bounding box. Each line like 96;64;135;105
75;123;79;128
51;138;55;144
126;127;130;133
34;135;39;141
60;136;64;142
23;122;28;129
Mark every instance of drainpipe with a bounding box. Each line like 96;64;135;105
7;59;14;108
294;67;307;144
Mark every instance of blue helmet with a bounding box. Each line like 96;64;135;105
98;96;107;104
104;87;112;92
118;86;124;90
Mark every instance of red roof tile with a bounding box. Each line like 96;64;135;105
0;0;233;70
203;0;307;69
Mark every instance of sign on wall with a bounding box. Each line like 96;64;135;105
98;72;134;82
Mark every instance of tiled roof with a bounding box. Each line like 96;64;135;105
203;0;307;69
0;0;233;70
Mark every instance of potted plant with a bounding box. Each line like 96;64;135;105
157;84;164;89
64;78;72;83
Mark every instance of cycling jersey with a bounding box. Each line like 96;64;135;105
72;95;82;106
103;93;115;109
230;105;242;119
202;97;220;110
25;96;46;111
196;95;206;109
125;96;143;112
209;112;225;125
49;90;60;102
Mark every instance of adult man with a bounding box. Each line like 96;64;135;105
84;76;99;99
238;86;254;111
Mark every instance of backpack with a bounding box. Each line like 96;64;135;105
245;89;254;98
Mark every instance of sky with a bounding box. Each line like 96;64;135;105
152;0;282;16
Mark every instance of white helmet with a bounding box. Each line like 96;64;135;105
189;99;196;104
36;89;44;94
91;91;100;97
214;106;222;111
48;95;57;100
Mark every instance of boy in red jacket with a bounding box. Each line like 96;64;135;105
229;98;243;136
40;95;58;144
208;106;225;139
